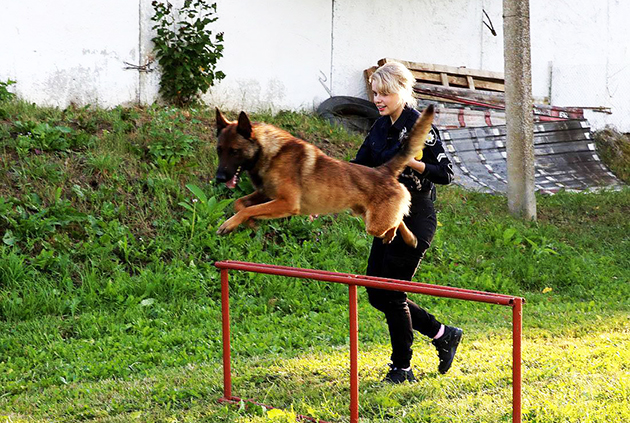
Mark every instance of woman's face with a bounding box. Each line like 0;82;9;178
372;81;404;121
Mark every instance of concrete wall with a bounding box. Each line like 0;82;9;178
202;0;332;112
1;0;628;130
1;1;140;108
332;0;495;99
529;1;630;130
331;0;630;131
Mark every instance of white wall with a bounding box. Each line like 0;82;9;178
203;0;332;112
529;1;630;130
1;1;140;108
1;0;628;130
330;0;630;131
331;0;491;99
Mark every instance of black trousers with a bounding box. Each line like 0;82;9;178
365;192;441;369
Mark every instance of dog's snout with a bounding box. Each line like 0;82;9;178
215;169;228;183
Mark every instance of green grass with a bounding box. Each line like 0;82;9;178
0;96;629;422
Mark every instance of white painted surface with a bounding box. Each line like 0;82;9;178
529;0;630;131
332;0;490;99
1;0;628;130
203;0;332;112
1;1;140;108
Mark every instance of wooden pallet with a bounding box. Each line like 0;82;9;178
365;58;505;102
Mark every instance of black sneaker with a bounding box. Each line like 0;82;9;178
383;364;417;384
431;326;463;374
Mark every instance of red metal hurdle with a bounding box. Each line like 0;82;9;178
215;260;524;423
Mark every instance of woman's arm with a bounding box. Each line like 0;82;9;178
406;158;426;173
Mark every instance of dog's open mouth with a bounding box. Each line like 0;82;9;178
225;166;242;189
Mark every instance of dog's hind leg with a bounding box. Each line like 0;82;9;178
365;211;398;244
382;226;397;244
377;223;417;248
398;222;418;248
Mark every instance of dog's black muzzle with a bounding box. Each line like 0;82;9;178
215;169;229;183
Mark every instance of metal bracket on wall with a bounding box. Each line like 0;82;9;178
319;70;333;97
123;58;155;72
483;8;497;36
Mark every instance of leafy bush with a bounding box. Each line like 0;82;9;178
0;80;16;103
151;0;225;106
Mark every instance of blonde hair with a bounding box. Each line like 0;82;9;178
370;61;416;109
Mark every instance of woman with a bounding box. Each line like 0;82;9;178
353;61;462;383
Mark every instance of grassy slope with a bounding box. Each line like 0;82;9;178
0;99;628;422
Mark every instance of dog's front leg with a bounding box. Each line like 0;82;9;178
234;191;270;229
217;197;300;235
233;191;270;212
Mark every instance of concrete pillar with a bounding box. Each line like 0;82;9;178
503;0;537;220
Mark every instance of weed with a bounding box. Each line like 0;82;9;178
141;107;200;174
179;183;232;239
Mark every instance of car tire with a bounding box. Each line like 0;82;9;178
316;96;380;134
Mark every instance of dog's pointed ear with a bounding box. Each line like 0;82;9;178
237;111;252;139
216;108;230;136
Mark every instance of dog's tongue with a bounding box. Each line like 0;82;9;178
226;175;238;189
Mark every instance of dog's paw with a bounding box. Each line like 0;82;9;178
382;229;397;244
400;234;418;248
216;224;231;235
217;216;239;235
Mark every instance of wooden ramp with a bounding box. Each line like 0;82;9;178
441;120;624;194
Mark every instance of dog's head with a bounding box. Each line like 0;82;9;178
215;108;260;189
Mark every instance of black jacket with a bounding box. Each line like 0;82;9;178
353;106;453;194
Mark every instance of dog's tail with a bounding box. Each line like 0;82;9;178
379;105;436;177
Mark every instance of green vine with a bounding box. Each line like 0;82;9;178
151;0;225;106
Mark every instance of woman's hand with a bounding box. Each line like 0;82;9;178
407;158;426;173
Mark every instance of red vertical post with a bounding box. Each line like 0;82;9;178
348;284;359;423
221;269;232;400
512;297;523;423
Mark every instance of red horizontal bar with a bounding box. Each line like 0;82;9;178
234;261;518;301
215;261;520;306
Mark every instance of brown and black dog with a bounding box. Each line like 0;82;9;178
214;105;435;247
